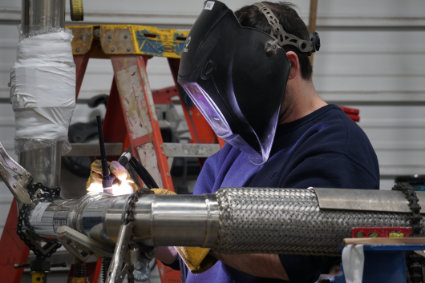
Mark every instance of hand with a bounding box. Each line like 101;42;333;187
86;160;138;195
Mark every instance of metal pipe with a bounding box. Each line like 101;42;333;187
19;140;63;188
118;194;219;246
27;188;425;256
18;0;67;188
21;0;65;37
31;193;220;247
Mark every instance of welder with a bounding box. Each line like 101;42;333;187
156;1;379;282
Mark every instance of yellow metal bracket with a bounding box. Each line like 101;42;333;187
69;26;93;55
68;25;188;59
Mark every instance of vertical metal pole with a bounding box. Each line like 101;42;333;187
308;0;318;65
21;0;65;37
18;0;67;188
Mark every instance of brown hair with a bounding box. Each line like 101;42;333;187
235;2;313;80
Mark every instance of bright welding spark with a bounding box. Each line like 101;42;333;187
87;179;134;196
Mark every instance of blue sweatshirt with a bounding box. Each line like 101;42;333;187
181;104;379;283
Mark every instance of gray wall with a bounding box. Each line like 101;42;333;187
1;0;425;235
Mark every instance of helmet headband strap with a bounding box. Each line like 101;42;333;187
253;2;318;55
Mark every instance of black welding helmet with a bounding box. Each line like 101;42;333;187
178;1;318;164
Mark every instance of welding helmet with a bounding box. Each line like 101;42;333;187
178;1;318;163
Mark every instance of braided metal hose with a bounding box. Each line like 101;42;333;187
215;187;418;256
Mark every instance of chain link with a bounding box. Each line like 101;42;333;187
28;183;61;203
123;187;151;224
119;187;152;281
393;182;424;283
16;183;62;261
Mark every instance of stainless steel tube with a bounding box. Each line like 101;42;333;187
19;140;63;188
29;193;220;248
27;188;425;256
28;194;122;240
18;0;66;188
21;0;65;37
29;198;79;237
105;194;220;247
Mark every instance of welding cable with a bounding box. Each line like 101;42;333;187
96;116;112;189
118;152;159;189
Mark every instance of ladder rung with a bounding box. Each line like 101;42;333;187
65;142;221;158
161;143;220;158
65;143;123;156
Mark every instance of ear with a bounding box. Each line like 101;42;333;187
285;51;300;80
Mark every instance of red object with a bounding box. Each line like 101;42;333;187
103;78;128;148
0;200;30;283
152;86;179;104
157;260;181;283
74;54;90;100
352;227;413;238
339;106;360;122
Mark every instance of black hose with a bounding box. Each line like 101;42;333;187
96;116;112;189
118;152;159;189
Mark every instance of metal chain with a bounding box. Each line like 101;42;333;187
16;183;62;260
393;182;424;283
28;183;61;203
123;187;151;224
393;182;422;235
119;187;152;281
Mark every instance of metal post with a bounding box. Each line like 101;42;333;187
18;0;67;188
19;140;63;188
308;0;318;65
21;0;65;37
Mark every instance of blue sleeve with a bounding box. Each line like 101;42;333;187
192;144;241;195
192;158;218;195
192;145;226;195
278;153;378;282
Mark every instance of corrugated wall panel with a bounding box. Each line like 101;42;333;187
2;0;425;27
0;0;424;236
